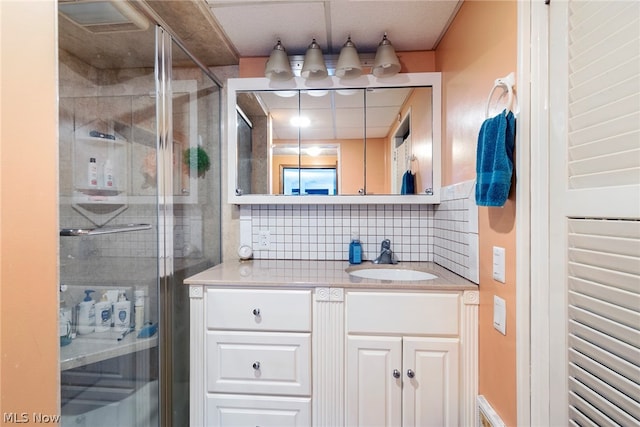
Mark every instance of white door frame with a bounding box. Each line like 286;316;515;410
516;1;552;426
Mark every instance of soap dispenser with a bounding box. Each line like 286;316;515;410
77;289;96;335
349;231;362;264
95;292;112;333
113;290;131;332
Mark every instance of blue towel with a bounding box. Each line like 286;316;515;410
475;110;516;206
401;170;416;194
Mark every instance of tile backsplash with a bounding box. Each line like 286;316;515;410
244;204;435;262
433;180;479;283
240;180;479;284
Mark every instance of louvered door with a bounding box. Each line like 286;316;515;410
548;0;640;425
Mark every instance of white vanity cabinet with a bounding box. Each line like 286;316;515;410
190;287;312;427
345;291;462;427
189;271;478;427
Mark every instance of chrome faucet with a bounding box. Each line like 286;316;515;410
373;239;398;264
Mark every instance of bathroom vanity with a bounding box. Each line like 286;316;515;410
185;260;478;427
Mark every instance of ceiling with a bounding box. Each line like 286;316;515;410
58;0;463;69
205;0;463;58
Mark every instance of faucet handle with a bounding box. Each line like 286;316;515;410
380;239;391;250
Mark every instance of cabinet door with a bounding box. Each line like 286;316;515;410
346;335;402;427
402;337;459;427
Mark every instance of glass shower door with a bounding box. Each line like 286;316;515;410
58;13;222;427
58;27;161;425
157;34;223;425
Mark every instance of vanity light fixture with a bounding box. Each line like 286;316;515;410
335;36;362;79
301;38;328;80
373;33;401;77
265;39;294;81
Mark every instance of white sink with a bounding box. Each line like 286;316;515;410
348;267;437;281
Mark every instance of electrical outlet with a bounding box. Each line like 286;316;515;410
258;230;271;250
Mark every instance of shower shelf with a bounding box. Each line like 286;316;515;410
60;223;152;236
60;332;158;371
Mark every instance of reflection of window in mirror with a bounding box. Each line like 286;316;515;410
280;166;337;195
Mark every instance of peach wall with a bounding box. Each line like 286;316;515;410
0;0;60;420
435;1;518;425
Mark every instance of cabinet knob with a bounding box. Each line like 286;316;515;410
392;369;401;379
406;369;415;379
252;361;261;370
252;308;260;316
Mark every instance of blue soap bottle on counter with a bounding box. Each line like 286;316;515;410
349;232;362;264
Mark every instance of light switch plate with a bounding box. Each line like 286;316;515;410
493;246;506;283
493;295;506;335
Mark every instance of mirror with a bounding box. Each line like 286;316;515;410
228;73;441;204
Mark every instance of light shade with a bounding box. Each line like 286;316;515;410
373;33;401;77
335;36;362;79
265;40;293;81
301;39;328;80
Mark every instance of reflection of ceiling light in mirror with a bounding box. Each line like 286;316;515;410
336;89;359;96
306;146;322;157
290;116;310;127
274;90;297;98
304;90;329;97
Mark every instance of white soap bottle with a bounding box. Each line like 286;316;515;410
113;290;131;332
77;289;96;335
103;159;114;188
134;289;145;331
94;292;112;333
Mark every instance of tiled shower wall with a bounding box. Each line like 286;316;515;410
241;180;479;284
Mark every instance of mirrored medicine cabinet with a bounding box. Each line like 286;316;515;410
227;72;441;204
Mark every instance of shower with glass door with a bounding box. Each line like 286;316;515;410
57;2;222;425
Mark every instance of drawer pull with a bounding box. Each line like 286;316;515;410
252;308;261;316
407;369;415;379
252;361;261;370
392;369;401;379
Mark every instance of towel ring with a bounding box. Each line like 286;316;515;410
485;72;516;118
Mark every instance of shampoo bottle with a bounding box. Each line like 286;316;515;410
348;232;362;264
113;290;131;332
77;289;96;335
134;289;145;331
94;293;112;333
103;159;114;188
88;158;98;187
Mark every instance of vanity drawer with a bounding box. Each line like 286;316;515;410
346;291;460;335
206;288;311;332
206;331;311;396
206;394;311;427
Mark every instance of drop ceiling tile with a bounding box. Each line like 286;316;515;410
208;2;329;56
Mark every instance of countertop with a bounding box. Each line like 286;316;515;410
184;260;477;291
